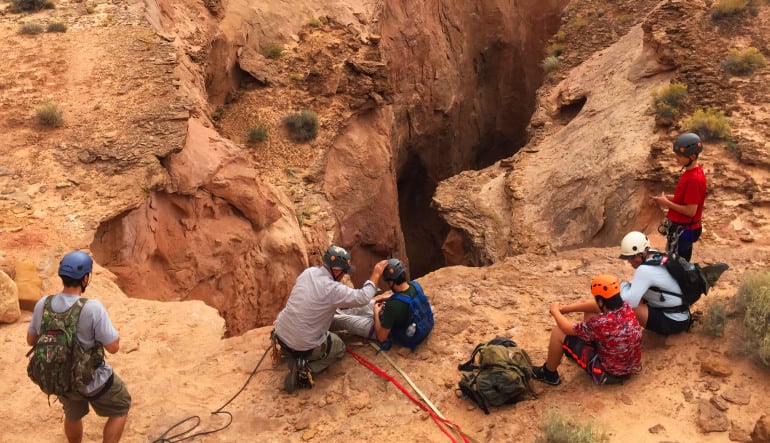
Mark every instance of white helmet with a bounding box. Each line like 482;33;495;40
619;231;650;259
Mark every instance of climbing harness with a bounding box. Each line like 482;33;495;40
659;218;684;255
347;344;474;443
150;344;272;443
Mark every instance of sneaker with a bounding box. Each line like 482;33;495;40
532;364;561;386
296;358;314;390
702;263;729;288
284;356;299;394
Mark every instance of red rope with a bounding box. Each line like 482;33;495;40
346;347;469;443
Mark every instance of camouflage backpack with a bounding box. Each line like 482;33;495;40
457;337;537;414
26;296;103;396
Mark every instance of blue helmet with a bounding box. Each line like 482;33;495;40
58;251;93;279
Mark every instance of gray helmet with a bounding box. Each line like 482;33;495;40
58;251;93;279
323;245;351;272
673;132;703;157
382;258;406;282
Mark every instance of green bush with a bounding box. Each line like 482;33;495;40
723;47;767;75
701;301;728;337
652;82;688;119
546;42;565;58
10;0;49;12
282;110;318;142
86;4;95;13
542;56;559;74
554;30;566;43
683;108;731;141
738;271;770;366
307;18;322;28
710;0;759;19
36;102;64;128
535;410;609;443
246;125;268;143
263;43;283;60
19;22;44;35
46;22;68;33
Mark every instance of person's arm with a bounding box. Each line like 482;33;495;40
559;300;599;315
620;268;653;308
373;302;390;342
549;302;576;336
103;337;120;354
652;192;698;217
26;331;37;346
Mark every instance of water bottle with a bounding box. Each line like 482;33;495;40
406;323;417;337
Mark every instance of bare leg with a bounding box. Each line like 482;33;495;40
64;418;83;443
545;327;566;372
103;414;127;443
633;304;649;327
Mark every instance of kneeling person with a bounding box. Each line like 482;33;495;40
332;258;433;351
533;274;642;386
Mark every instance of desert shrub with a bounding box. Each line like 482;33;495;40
542;56;559;74
10;0;49;12
211;106;224;122
282;110;318;142
263;43;283;60
246;125;268;143
307;17;322;28
651;82;687;119
723;47;767;75
36;102;64;128
711;0;749;19
19;22;44;35
554;30;566;43
701;301;728;337
683;108;731;141
546;42;565;58
737;271;770;366
535;410;609;443
46;22;68;33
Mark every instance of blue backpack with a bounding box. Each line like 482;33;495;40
383;281;434;351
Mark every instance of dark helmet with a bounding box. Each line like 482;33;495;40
322;245;352;272
673;132;703;157
58;251;93;279
382;258;406;282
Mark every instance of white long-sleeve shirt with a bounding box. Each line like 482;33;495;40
274;266;377;351
620;264;689;321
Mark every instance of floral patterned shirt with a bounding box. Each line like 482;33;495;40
573;302;642;376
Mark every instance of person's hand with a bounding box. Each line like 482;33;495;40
373;301;384;316
651;192;668;206
549;302;560;317
369;260;388;283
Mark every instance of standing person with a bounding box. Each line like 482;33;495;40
332;258;434;350
274;245;387;393
27;251;131;443
617;231;691;335
651;132;707;261
532;274;642;386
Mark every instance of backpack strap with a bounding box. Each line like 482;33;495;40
457;343;486;371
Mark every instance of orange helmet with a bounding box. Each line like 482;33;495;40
591;274;620;299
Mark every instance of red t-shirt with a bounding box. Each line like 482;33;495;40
667;165;706;229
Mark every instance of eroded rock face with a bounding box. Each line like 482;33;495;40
0;270;20;324
435;24;669;262
91;119;307;335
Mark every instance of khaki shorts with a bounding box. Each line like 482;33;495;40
60;373;131;420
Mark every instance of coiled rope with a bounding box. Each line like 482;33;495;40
150;345;272;443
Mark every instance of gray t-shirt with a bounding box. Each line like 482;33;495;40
28;293;119;395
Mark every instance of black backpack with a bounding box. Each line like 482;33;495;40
643;252;728;307
457;338;536;414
